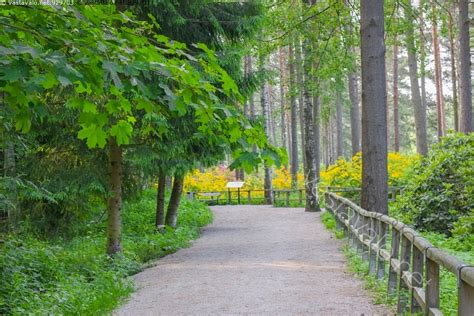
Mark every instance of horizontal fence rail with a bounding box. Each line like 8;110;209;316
188;189;305;207
322;186;404;202
325;191;474;316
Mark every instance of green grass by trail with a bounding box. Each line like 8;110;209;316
0;190;212;315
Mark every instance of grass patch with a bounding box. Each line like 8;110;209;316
0;190;213;315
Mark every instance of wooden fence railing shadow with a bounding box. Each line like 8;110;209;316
325;191;474;316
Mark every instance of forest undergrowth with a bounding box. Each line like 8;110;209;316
0;190;212;315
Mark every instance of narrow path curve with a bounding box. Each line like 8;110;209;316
116;205;387;315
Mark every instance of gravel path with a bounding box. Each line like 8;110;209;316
116;205;387;315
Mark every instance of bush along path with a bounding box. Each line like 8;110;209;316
0;190;212;315
116;205;386;315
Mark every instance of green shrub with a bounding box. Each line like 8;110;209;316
0;190;212;315
393;133;474;236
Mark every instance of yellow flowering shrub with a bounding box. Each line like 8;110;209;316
184;152;416;195
320;152;419;188
183;166;233;192
184;166;304;196
272;166;305;190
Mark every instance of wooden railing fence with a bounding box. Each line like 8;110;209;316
325;191;474;316
189;189;305;207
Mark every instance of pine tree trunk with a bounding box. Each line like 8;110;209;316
294;36;306;171
279;47;288;151
448;9;459;132
419;0;428;134
344;0;360;158
106;138;123;255
329;114;335;165
360;0;388;215
243;57;249;118
458;0;472;134
287;113;292;165
404;1;428;155
336;91;344;158
302;36;318;212
165;174;184;228
393;43;400;152
348;71;361;156
247;56;255;119
261;55;273;204
288;42;299;189
268;86;277;146
312;95;320;185
155;170;166;229
431;1;446;139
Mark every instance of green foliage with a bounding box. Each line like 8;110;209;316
0;190;212;314
320;211;344;239
393;133;474;236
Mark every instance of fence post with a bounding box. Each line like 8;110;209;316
458;268;474;316
349;207;356;247
361;216;370;260
397;234;412;314
425;256;440;315
237;188;241;204
411;244;423;313
286;191;290;207
227;189;231;204
299;189;303;206
388;227;400;295
247;190;251;204
355;213;363;253
377;219;387;280
342;203;348;237
369;217;377;275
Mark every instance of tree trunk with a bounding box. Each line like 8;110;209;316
344;0;361;158
360;0;388;215
247;55;255;119
331;115;335;164
165;174;184;228
458;0;472;134
279;47;288;152
155;170;166;229
294;36;306;171
268;86;277;146
348;71;361;156
243;57;249;118
448;8;459;132
302;37;318;212
312;95;320;186
404;1;428;155
261;55;273;204
393;43;400;152
419;0;428;136
336;91;344;158
288;42;299;189
431;1;446;139
106;138;123;255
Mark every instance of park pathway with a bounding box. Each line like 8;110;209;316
116;205;387;315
